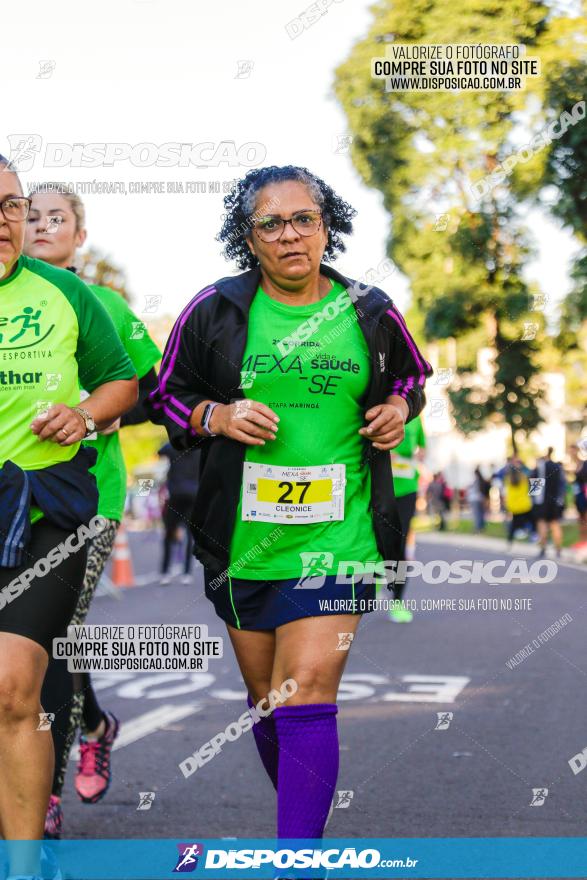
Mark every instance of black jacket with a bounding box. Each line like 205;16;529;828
148;262;433;583
157;442;200;498
0;447;98;568
531;459;567;507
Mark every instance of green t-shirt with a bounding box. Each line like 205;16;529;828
83;285;161;522
0;256;135;473
228;280;382;580
391;414;425;497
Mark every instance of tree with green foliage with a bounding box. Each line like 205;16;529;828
510;6;587;419
335;0;584;452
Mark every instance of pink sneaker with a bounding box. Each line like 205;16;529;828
44;793;63;839
75;711;119;804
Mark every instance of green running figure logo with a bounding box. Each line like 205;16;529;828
0;305;55;349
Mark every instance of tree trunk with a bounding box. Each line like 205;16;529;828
510;421;518;456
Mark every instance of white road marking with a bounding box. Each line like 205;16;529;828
69;702;203;760
73;674;469;753
116;672;214;700
382;675;470;703
92;671;470;704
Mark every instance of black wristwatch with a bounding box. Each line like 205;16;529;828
200;402;220;437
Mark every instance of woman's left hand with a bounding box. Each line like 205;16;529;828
30;403;87;446
359;403;406;450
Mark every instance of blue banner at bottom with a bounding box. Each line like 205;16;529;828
0;838;585;879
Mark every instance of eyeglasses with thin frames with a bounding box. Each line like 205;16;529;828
0;196;32;222
251;210;323;242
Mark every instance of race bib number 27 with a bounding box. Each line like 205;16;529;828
242;462;345;524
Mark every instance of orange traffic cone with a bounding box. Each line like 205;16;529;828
111;524;136;587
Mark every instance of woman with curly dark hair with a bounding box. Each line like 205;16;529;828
150;165;432;843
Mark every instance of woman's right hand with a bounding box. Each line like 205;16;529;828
210;400;279;445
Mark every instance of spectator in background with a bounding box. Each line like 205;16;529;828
388;414;426;623
531;447;566;559
467;466;490;532
503;457;535;548
570;443;587;544
427;472;448;531
441;475;453;514
158;443;201;583
493;455;515;514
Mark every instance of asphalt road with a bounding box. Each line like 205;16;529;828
59;528;587;873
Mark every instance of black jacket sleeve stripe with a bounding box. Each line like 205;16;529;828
384;304;433;421
147;285;217;444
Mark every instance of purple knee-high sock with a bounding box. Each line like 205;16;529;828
273;703;339;839
247;694;279;790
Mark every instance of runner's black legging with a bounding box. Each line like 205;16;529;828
394;492;418;601
41;518;119;796
507;510;535;542
161;494;195;575
78;672;104;730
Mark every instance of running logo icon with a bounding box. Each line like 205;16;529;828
336;632;354;651
531;293;548;310
529;788;548;806
235;60;254;78
43;216;63;234
0;306;55;350
37;712;55;731
429;398;447;418
528;478;545;496
334;790;354;809
37;60;56;79
143;295;162;313
45;372;62;391
6;134;42;171
173;843;203;872
435;712;453;730
434;368;453;386
333;134;353;154
33;400;53;419
234;398;253;417
136;791;155;811
294;552;333;589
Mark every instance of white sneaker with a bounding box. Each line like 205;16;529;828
160;574;171;585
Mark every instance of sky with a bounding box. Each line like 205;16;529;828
3;0;581;323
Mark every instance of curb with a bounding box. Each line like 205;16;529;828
416;530;587;569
